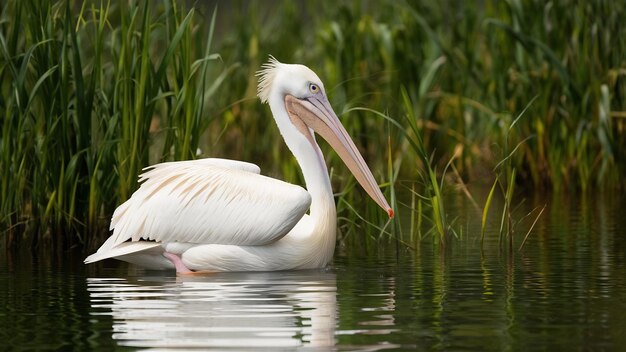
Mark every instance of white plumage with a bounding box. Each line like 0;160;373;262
85;57;392;273
109;159;310;246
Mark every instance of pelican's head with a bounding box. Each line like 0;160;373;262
257;56;326;105
256;56;393;218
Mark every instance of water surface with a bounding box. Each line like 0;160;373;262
1;193;625;350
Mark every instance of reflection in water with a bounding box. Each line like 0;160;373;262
2;193;625;350
87;270;338;349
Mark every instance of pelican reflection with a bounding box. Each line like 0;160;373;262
87;270;337;349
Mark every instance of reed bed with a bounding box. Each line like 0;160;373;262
1;0;224;249
1;0;625;249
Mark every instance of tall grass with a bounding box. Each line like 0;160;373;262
0;0;224;249
1;0;625;248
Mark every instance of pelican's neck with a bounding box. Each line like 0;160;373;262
269;96;335;220
296;142;335;218
266;93;338;269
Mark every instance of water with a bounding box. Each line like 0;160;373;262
2;193;626;350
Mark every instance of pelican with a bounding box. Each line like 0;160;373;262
85;56;393;273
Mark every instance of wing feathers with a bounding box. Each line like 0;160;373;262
84;241;162;264
103;158;311;252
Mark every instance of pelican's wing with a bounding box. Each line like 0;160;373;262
96;158;311;252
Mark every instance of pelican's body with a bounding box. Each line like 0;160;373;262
85;57;392;273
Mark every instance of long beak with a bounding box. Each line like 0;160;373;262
285;94;394;218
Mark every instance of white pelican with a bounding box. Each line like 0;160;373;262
85;56;393;273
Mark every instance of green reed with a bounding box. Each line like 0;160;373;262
1;0;625;248
0;0;224;248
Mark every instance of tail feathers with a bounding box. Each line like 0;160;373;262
84;241;163;264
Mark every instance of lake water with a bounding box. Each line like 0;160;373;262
1;192;626;350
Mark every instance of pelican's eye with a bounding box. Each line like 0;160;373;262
309;83;320;94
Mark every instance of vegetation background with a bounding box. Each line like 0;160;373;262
1;0;624;251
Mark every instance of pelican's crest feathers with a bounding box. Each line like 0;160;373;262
256;55;281;104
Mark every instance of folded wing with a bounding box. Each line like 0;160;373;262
92;158;311;257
